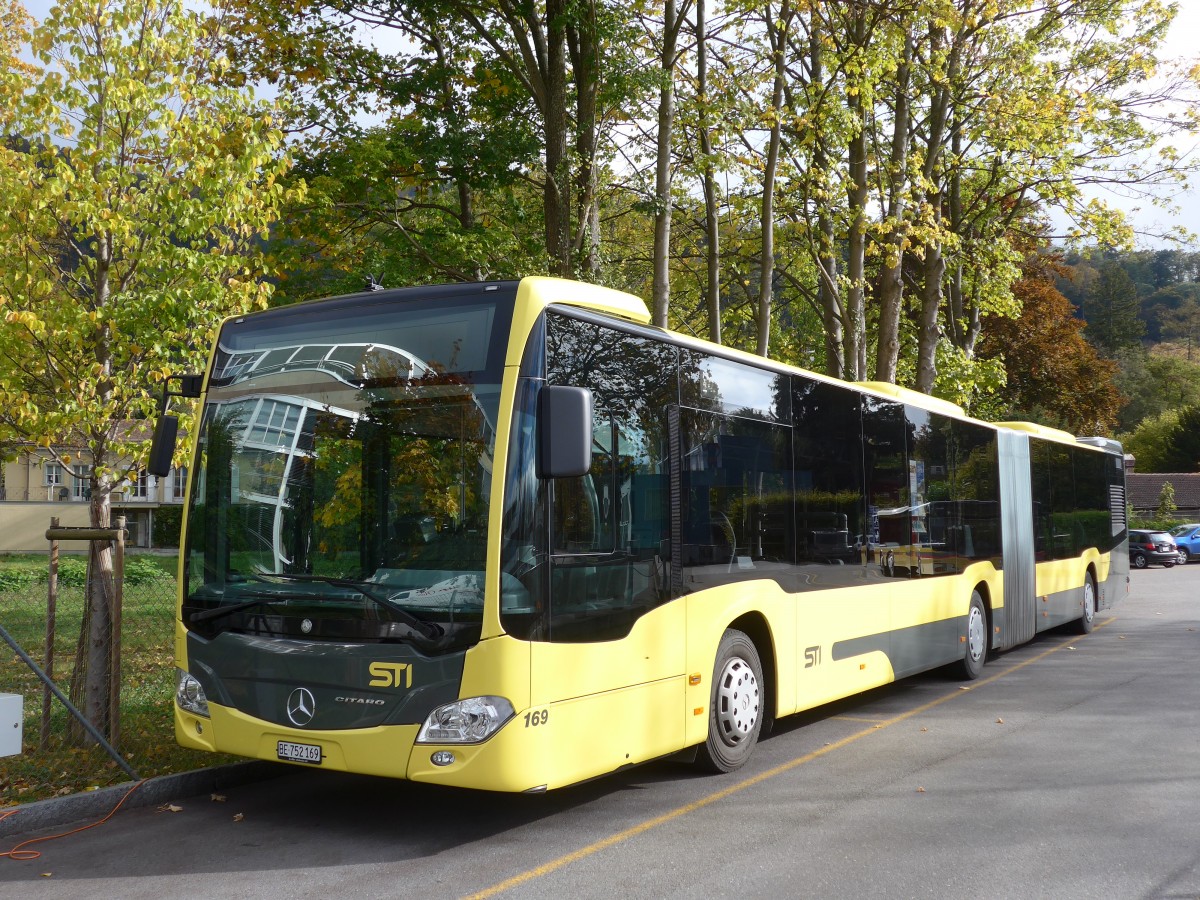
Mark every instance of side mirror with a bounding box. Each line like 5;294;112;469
537;385;593;478
147;373;203;477
148;415;179;477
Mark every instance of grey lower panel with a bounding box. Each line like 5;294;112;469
1034;584;1084;632
1097;564;1127;611
832;616;963;679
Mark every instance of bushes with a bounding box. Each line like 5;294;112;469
0;566;37;591
151;506;183;548
0;554;175;591
56;557;88;586
125;555;172;585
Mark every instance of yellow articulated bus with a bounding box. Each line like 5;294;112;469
150;277;1128;793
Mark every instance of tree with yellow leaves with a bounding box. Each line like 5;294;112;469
0;0;299;741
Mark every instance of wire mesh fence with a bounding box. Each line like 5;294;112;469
0;545;203;805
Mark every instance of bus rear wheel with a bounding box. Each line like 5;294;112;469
958;591;988;680
696;630;764;773
1075;574;1096;635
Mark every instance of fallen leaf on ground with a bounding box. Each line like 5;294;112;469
158;803;183;813
211;793;226;802
233;813;244;822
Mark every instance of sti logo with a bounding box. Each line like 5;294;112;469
369;662;413;689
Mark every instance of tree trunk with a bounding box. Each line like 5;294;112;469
544;0;572;276
696;0;721;344
916;212;945;394
757;0;789;357
457;178;484;282
843;1;869;380
845;110;868;381
944;121;981;356
569;5;601;282
808;21;844;378
69;471;114;745
651;0;681;327
873;31;912;384
912;21;957;392
753;0;792;360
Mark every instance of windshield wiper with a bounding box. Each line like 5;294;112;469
189;593;279;624
256;573;443;642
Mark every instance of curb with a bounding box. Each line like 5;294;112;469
0;760;286;839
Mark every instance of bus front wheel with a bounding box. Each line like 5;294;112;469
958;591;988;680
696;630;764;773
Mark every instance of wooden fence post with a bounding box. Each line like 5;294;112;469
110;516;125;748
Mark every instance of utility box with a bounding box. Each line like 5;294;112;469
0;693;22;757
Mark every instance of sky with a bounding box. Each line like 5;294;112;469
1087;2;1200;248
14;0;1200;249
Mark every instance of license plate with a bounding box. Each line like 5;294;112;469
277;740;322;764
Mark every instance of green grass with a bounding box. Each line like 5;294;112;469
0;554;238;807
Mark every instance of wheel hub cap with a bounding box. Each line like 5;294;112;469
715;658;760;745
968;606;985;661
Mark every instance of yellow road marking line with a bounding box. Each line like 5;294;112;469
467;624;1107;900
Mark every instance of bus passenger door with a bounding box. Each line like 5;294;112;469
528;403;684;785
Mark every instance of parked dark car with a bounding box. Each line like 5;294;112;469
1170;524;1200;563
1129;530;1178;569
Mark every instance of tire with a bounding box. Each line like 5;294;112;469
958;591;988;681
1180;548;1191;565
1164;559;1176;568
1132;552;1148;569
1075;572;1096;635
696;630;764;774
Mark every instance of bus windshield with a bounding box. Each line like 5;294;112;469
182;287;513;646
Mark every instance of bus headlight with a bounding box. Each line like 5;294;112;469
416;696;514;744
175;668;210;717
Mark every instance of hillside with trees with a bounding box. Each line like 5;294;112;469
1056;249;1200;472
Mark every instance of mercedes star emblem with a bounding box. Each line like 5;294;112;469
286;687;316;727
301;618;313;634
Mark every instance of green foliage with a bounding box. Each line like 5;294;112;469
272;125;547;302
1157;481;1177;520
1082;261;1145;354
152;506;184;549
1159;406;1200;472
1119;408;1181;473
57;557;88;586
124;555;173;585
1113;350;1200;432
1129;512;1185;532
0;565;36;591
1123;405;1200;473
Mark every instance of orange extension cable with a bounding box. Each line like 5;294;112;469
1;779;147;861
